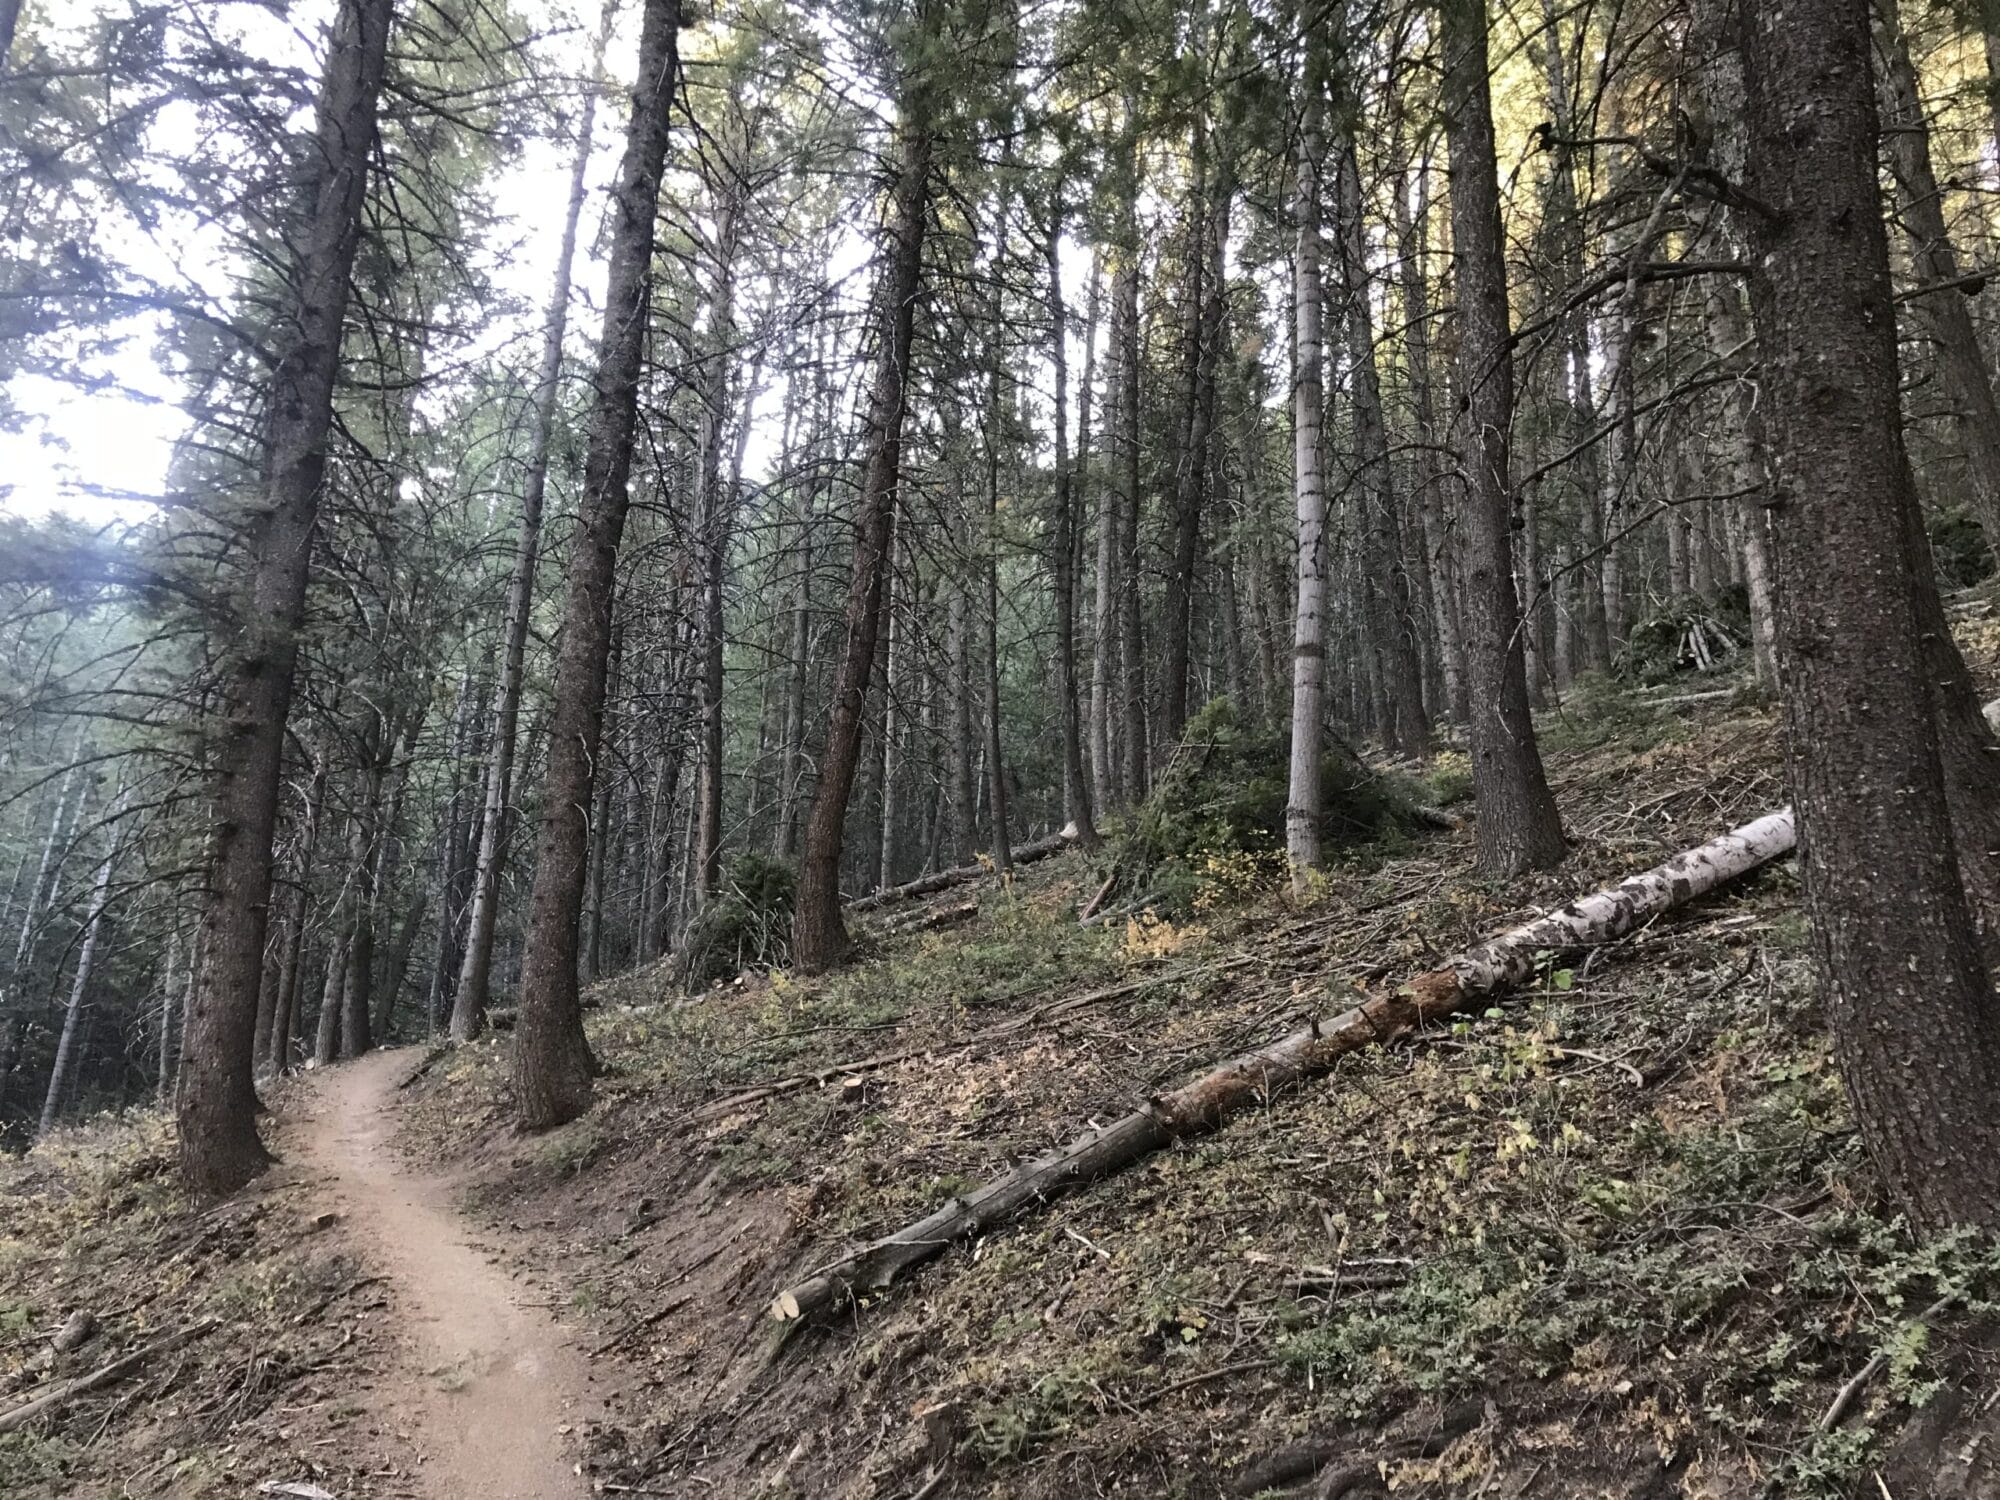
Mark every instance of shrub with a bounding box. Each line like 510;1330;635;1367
675;852;796;989
1615;588;1749;683
1929;503;1997;589
1109;696;1421;911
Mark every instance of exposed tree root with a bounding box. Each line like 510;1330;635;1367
768;810;1797;1323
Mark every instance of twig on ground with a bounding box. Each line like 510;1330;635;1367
1819;1292;1959;1433
0;1318;223;1435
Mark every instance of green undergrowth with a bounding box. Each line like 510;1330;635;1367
404;689;2000;1497
927;930;1999;1497
1537;670;1727;755
1105;696;1439;914
414;872;1130;1180
674;851;797;990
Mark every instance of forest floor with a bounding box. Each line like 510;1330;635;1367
11;623;2000;1499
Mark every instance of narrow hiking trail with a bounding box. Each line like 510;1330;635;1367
295;1048;601;1500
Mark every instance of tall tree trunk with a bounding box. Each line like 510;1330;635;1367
1334;131;1430;758
313;930;348;1067
453;19;606;1041
776;544;812;860
982;196;1014;874
1163;105;1219;743
948;514;978;865
513;0;680;1128
792;102;933;975
1440;0;1567;876
178;0;393;1195
38;794;127;1140
1090;263;1122;814
1702;272;1780;690
157;923;182;1103
339;710;389;1059
427;663;482;1030
580;622;624;985
877;516;902;887
1114;259;1149;800
1535;0;1610;675
1288;39;1331;889
8;738;84;998
1046;206;1100;847
1739;0;2000;1231
779;311;835;862
1394;155;1468;724
268;885;308;1073
1873;0;2000;549
695;185;745;905
1596;169;1683;658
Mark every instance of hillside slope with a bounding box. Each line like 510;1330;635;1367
394;683;2000;1499
8;676;2000;1499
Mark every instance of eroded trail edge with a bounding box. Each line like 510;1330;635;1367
297;1047;597;1499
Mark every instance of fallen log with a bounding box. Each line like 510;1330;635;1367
768;809;1797;1323
847;830;1072;913
0;1318;223;1434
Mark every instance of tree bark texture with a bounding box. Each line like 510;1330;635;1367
1287;40;1331;889
453;17;606;1041
177;0;394;1195
791;108;933;975
512;0;680;1129
1440;0;1567;877
1740;0;2000;1231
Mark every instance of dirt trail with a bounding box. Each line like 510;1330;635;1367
296;1047;599;1499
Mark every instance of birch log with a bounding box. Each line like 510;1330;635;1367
770;809;1797;1322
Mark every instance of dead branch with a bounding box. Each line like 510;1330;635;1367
0;1318;223;1435
848;830;1072;913
692;957;1258;1123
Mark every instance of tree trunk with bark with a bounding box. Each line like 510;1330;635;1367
695;183;746;905
1288;39;1332;889
1114;252;1149;803
38;793;127;1139
1089;262;1121;815
1393;156;1468;724
512;0;680;1128
1045;208;1099;847
982;198;1013;876
1872;0;2000;549
1739;0;2000;1231
1164;104;1227;744
1440;0;1567;877
177;0;394;1195
1534;0;1609;676
792;101;933;975
1334;129;1429;759
452;15;606;1041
